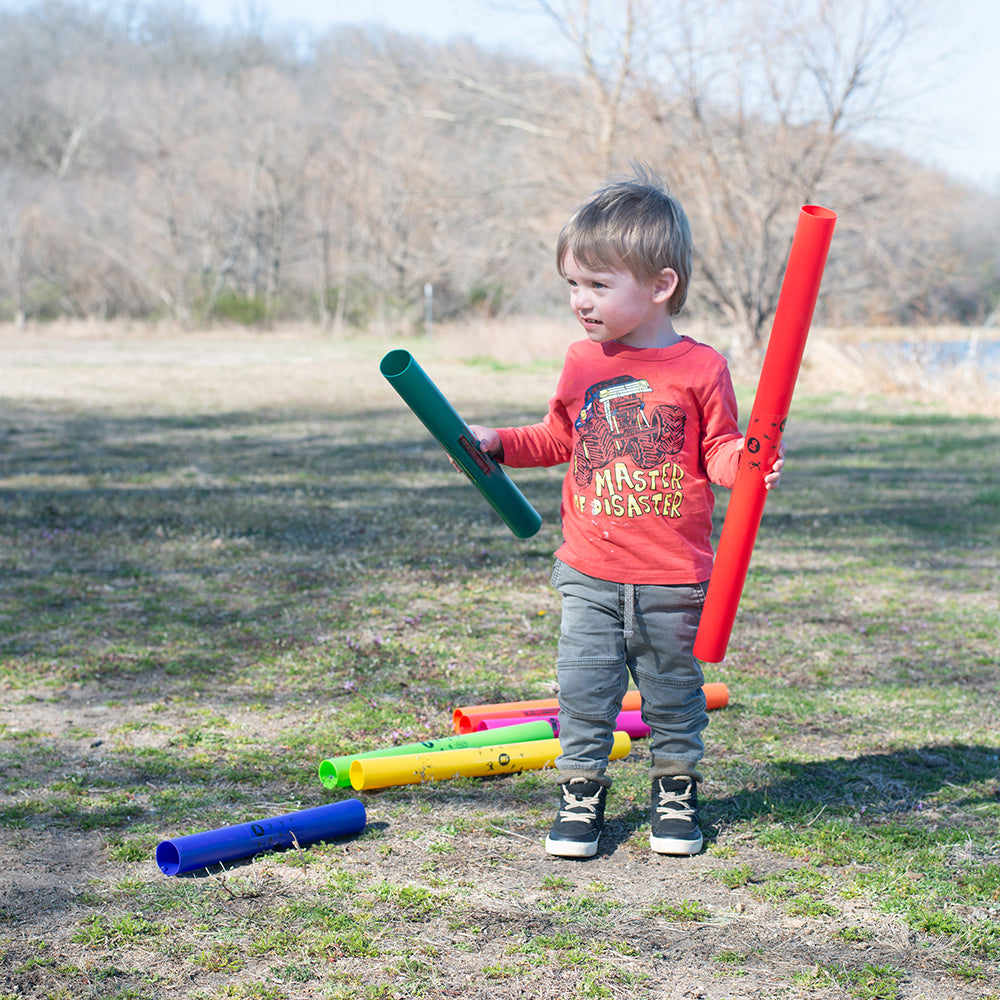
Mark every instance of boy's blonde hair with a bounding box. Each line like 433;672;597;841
556;165;692;315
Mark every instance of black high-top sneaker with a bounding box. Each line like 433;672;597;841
544;779;607;858
649;774;703;855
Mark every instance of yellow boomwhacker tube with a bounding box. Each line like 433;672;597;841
349;732;632;791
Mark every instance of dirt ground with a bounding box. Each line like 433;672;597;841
2;674;990;1000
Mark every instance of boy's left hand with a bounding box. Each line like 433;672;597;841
764;441;786;490
736;437;786;490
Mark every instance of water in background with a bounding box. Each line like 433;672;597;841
864;336;1000;385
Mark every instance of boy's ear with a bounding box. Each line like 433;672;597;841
651;268;680;305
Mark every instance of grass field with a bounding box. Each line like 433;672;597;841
1;324;998;1000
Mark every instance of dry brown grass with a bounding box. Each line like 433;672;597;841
8;315;995;414
419;315;1000;418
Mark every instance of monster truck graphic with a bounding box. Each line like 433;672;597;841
572;375;686;487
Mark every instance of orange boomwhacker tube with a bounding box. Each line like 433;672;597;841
693;205;837;664
453;683;729;734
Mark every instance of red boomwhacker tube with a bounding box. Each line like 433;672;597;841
693;205;837;664
453;683;729;734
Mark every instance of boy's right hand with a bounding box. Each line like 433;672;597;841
466;424;502;459
449;424;503;474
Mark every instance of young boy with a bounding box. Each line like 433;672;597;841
468;166;783;858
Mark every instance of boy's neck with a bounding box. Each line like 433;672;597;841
616;320;682;350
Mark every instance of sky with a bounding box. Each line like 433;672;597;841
190;0;1000;192
6;0;999;190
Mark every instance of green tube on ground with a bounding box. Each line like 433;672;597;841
379;349;542;538
318;718;557;789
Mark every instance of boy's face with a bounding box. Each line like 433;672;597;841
562;251;679;349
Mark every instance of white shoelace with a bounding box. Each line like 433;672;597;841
655;782;696;819
558;787;603;825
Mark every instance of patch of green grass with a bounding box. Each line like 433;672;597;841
105;836;157;863
715;864;754;888
277;901;380;959
538;891;620;922
718;946;763;965
645;898;712;922
373;881;448;918
837;926;876;943
786;894;839;917
213;984;289;1000
515;930;590;954
807;962;906;1000
193;941;247;973
0;793;139;831
72;913;167;947
540;873;573;890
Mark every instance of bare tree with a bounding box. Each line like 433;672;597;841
532;0;931;356
0;169;44;327
640;0;927;357
305;26;581;329
535;0;652;175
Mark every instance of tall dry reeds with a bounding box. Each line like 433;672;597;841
416;317;1000;418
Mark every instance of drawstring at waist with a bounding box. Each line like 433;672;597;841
623;583;636;641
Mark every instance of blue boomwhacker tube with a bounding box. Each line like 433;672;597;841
155;799;366;876
380;349;542;538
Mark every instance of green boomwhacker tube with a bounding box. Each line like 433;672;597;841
379;349;542;539
318;718;557;789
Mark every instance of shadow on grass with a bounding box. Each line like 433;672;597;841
0;405;559;553
5;399;998;568
579;743;1000;859
0;402;563;689
705;742;1000;843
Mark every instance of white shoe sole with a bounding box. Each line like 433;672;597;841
650;832;703;855
545;835;599;858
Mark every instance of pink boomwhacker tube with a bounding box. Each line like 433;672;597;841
476;714;560;732
694;205;836;664
476;710;652;738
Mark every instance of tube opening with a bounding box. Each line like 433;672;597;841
379;349;413;379
156;842;181;876
801;205;837;221
348;759;364;787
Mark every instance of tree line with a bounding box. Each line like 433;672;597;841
1;0;997;356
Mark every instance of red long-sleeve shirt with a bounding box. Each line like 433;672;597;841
497;337;742;584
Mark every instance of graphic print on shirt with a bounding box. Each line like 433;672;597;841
571;376;686;516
